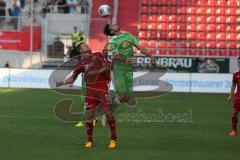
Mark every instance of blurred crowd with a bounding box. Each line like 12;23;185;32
0;0;89;19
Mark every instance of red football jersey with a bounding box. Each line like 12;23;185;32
73;52;110;85
233;71;240;97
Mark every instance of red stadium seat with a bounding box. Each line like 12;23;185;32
177;24;187;31
148;15;158;22
207;42;217;48
140;15;148;22
187;16;197;23
189;0;197;6
158;15;168;22
216;16;226;23
139;31;148;39
236;9;240;15
179;0;188;5
188;41;197;48
141;0;148;5
159;7;168;14
227;16;236;23
168;15;177;22
237;43;240;49
140;23;148;30
207;7;216;15
237;34;240;40
237;17;240;23
177;7;187;14
217;0;226;6
207;33;216;40
148;40;157;48
178;32;187;39
150;6;159;14
197;24;206;31
168;32;177;39
158;23;168;30
217;33;226;40
217;41;227;49
170;0;178;6
217;8;226;15
229;50;239;57
187;7;197;14
197;41;206;48
207;16;216;23
187;32;197;39
208;0;217;6
197;0;207;6
227;8;236;15
158;40;168;48
197;7;206;14
169;23;177;30
179;40;187;48
227;0;236;7
178;16;187;22
168;40;177;48
141;6;148;14
187;24;197;31
217;24;226;31
197;32;206;40
159;32;168;39
197;16;206;22
207;24;216;31
149;23;158;30
139;40;148;47
159;0;168;5
226;25;236;32
236;26;240;32
151;0;159;5
227;42;237;49
149;31;158;39
227;33;237;41
169;7;177;14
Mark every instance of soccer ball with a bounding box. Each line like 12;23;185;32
98;5;111;17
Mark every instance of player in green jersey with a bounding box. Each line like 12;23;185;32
103;24;155;104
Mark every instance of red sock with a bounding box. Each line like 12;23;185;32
107;117;117;141
232;117;238;131
86;121;93;142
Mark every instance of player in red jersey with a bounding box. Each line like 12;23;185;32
56;42;117;148
227;57;240;136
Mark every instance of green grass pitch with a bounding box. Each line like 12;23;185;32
0;88;240;160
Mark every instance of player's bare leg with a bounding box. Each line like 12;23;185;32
229;108;238;136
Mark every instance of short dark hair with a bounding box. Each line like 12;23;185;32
103;24;114;36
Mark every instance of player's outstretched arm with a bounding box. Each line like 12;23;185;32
135;45;156;64
227;82;236;103
56;73;78;87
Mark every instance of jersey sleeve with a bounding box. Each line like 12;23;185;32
73;61;84;75
128;33;139;47
108;40;119;55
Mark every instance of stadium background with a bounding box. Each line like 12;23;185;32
0;0;240;160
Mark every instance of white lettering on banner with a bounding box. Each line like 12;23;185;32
139;57;192;68
0;69;233;93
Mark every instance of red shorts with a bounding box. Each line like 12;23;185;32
84;82;112;110
233;96;240;112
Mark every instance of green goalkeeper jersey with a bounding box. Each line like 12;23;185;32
109;32;139;70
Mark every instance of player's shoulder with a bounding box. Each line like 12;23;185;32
233;71;240;77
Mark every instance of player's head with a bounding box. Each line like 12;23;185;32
79;42;91;55
103;24;120;36
73;26;78;32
